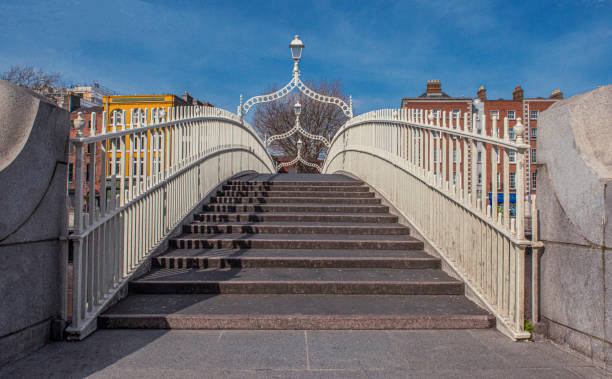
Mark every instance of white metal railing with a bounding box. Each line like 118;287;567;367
66;105;275;338
323;108;539;339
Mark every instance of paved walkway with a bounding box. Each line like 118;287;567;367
0;329;608;378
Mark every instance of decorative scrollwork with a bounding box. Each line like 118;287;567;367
266;118;330;147
275;149;323;172
295;80;352;118
240;74;353;118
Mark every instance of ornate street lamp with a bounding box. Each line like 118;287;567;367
297;137;303;152
294;101;302;116
289;35;305;73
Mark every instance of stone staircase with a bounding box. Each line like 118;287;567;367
99;174;494;330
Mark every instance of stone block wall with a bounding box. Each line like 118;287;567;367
0;80;69;366
536;85;611;368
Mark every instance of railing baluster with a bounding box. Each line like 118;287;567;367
321;107;534;339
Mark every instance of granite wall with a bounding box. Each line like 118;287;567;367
0;80;69;366
536;85;611;368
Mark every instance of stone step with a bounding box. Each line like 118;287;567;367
193;212;399;223
170;233;424;250
217;190;375;198
202;204;389;213
222;185;371;192
227;181;364;186
128;267;464;295
154;248;439;269
210;197;381;205
98;294;495;330
182;222;409;235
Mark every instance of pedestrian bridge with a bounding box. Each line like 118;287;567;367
2;77;610;371
65;104;536;342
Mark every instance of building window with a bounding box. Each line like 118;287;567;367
532;171;537;190
110;109;123;126
508;110;516;120
132;108;146;126
432;109;440;118
531;128;537;139
508;128;515;140
68;163;73;181
490;110;499;120
497;172;501;189
453;148;457;163
509;172;516;189
478;173;482;185
433;147;437;163
496;149;500;164
530;110;538;120
452;109;460;119
477;151;482;163
509;150;516;163
531;149;536;163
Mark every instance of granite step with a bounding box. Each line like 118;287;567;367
154;248;439;269
202;204;389;213
128;267;464;295
227;181;364;186
170;233;424;250
98;294;495;330
182;222;410;235
217;190;375;198
222;185;371;192
193;212;399;223
210;197;381;205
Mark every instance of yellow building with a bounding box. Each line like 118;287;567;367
102;93;211;177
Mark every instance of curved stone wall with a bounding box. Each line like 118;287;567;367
537;85;611;367
0;80;69;366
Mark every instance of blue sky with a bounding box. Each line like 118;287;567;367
1;0;610;114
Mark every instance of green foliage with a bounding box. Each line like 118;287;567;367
524;320;534;332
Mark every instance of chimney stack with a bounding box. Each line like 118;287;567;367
183;91;193;104
513;86;524;101
550;89;563;99
426;80;442;96
477;86;487;101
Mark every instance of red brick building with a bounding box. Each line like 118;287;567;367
68;107;105;201
401;80;562;207
475;85;562;198
400;80;474;189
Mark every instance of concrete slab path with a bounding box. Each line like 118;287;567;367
0;329;608;378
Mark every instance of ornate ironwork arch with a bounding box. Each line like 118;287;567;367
239;73;353;119
237;35;353;173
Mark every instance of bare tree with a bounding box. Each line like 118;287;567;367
252;80;349;172
1;65;63;95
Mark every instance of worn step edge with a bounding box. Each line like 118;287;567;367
210;197;381;204
182;224;409;235
222;186;371;192
217;191;375;198
170;238;424;250
201;205;390;213
153;256;440;269
129;281;464;295
98;314;495;330
227;181;364;186
194;214;399;223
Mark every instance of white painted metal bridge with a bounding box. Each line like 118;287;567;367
65;36;539;341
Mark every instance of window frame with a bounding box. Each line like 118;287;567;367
507;110;516;120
